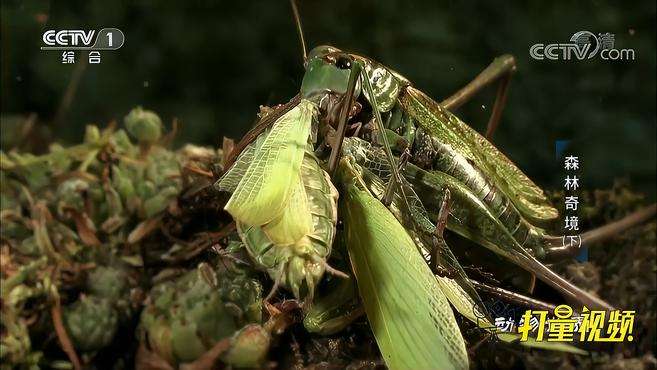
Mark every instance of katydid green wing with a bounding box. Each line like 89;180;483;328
400;87;558;224
222;99;316;237
340;173;469;370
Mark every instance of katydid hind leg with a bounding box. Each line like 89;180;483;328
431;187;452;273
517;252;615;311
468;278;557;313
440;54;516;140
543;203;657;262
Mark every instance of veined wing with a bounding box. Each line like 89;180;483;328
261;175;312;245
339;159;469;370
400;87;558;223
215;127;269;194
223;99;316;229
225;100;317;225
342;137;488;319
223;94;301;170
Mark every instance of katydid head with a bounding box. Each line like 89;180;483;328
301;49;409;122
289;0;404;114
300;46;357;100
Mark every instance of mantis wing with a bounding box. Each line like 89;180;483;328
223;99;316;229
400;87;558;223
340;167;469;370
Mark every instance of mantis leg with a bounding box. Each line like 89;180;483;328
440;55;516;140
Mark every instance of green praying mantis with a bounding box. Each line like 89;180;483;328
214;2;657;369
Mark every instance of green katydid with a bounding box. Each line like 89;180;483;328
213;2;656;368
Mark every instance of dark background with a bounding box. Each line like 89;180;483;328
1;0;655;198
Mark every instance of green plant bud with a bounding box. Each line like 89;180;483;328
123;107;163;144
111;165;136;201
110;129;136;154
145;149;181;183
64;296;118;352
9;153;50;190
139;267;244;365
143;186;179;218
17;236;40;256
103;182;124;218
222;324;270;368
56;179;89;214
218;274;263;324
48;143;73;174
136;180;156;200
84;125;101;143
87;266;128;301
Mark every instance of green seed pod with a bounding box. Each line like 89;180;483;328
222;324;270;368
64;295;119;352
123;107;163;144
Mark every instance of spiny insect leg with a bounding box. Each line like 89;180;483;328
440;55;516;140
328;61;362;176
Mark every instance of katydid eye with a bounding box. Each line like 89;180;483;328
336;56;352;70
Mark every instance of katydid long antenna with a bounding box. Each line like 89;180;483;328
290;0;308;64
